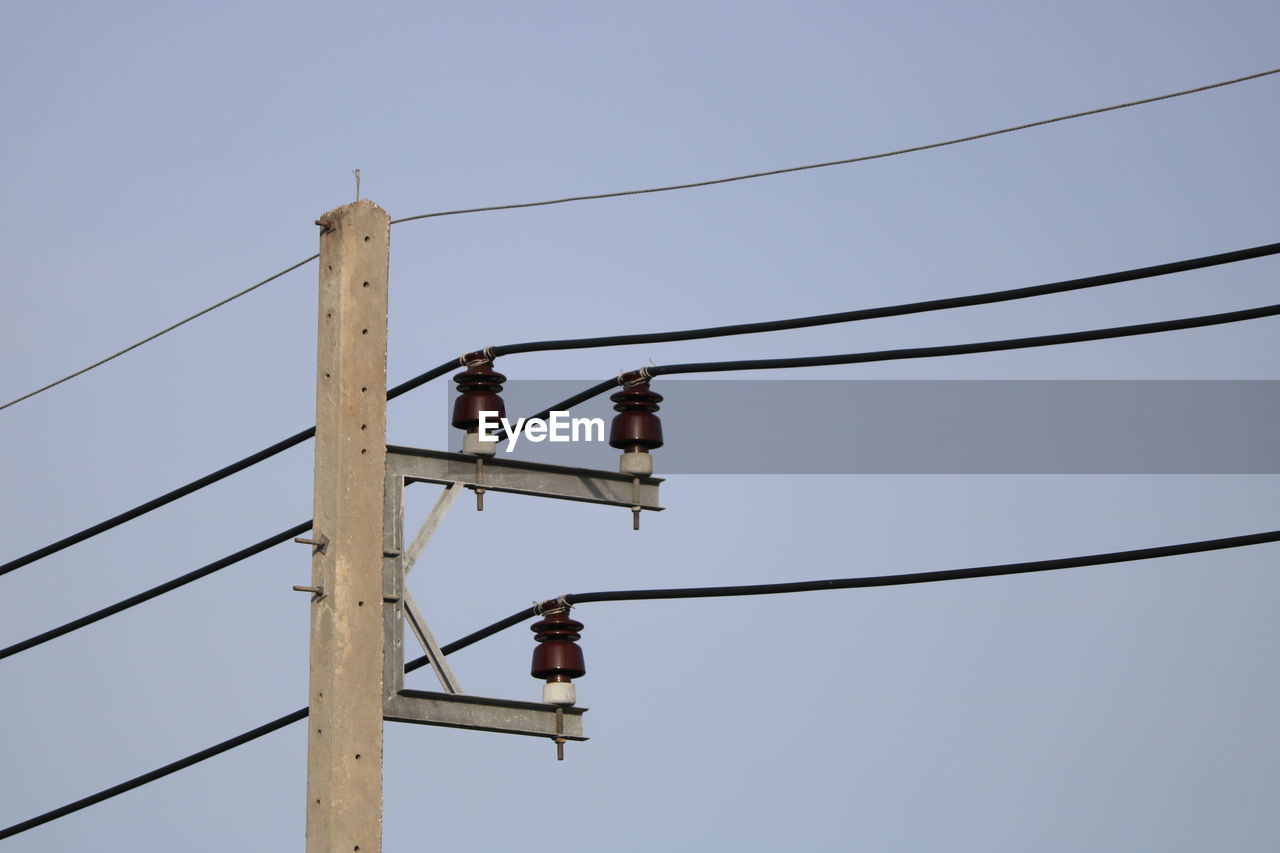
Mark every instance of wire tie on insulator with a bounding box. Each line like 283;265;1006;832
459;347;497;368
619;367;652;388
534;595;571;616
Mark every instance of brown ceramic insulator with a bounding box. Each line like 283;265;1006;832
530;610;586;681
451;361;507;432
608;381;664;451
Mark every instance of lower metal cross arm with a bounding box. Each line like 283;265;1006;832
385;690;587;740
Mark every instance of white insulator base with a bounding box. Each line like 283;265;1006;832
462;432;498;456
543;682;577;706
619;450;652;476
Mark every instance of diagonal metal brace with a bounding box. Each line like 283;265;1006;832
401;588;462;694
404;482;460;576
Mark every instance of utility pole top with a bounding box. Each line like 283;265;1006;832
315;197;386;228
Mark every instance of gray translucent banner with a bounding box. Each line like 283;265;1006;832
447;380;1280;474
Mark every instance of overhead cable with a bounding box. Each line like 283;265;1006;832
0;254;319;412
389;68;1280;224
4;525;1276;840
488;241;1280;355
0;521;312;662
0;430;318;578
5;240;1275;578
516;302;1280;424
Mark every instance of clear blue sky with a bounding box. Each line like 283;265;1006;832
2;2;1279;850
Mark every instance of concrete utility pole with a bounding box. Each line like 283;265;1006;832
296;199;657;851
305;199;391;853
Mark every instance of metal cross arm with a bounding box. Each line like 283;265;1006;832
386;446;664;512
386;691;588;741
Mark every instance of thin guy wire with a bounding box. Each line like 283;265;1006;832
3;525;1276;841
390;67;1280;224
5;68;1275;414
0;254;320;412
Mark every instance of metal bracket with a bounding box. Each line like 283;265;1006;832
401;587;461;694
385;690;587;741
404;482;460;575
294;533;329;554
387;446;663;512
381;445;663;741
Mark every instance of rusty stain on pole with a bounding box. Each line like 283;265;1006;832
306;199;390;853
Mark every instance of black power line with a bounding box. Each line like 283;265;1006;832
0;614;494;841
0;431;317;579
559;528;1280;603
0;521;312;662
489;241;1280;356
0;707;312;842
517;302;1280;425
6;240;1277;579
0;363;463;580
3;287;1277;655
4;525;1277;841
646;302;1280;375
